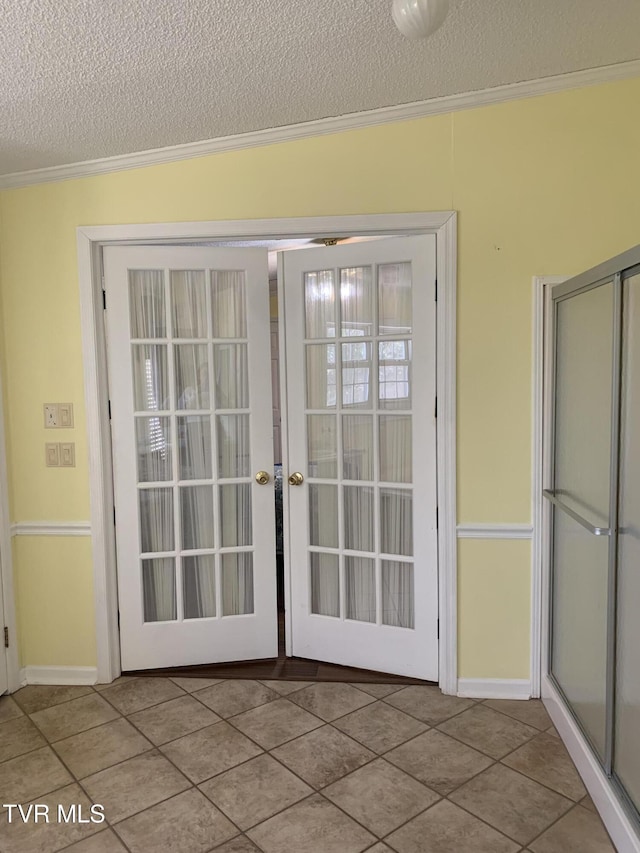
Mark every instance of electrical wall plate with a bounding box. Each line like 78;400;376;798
45;443;60;467
60;442;75;467
44;404;59;428
59;403;74;428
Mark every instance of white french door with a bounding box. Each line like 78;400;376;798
104;246;277;670
282;236;439;679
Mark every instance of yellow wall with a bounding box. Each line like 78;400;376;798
1;76;639;676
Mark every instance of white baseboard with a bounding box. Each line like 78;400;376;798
457;678;532;700
21;666;98;686
542;675;640;852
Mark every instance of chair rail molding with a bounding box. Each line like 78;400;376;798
11;521;92;537
456;523;533;540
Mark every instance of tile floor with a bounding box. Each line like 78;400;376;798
0;678;617;852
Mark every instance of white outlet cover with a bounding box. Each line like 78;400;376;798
45;442;60;466
44;403;59;428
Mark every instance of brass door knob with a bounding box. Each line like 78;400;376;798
288;472;304;486
255;471;271;485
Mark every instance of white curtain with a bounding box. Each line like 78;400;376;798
305;270;335;339
219;484;252;547
382;560;414;628
217;414;250;478
142;559;176;622
345;556;376;622
212;271;247;338
381;488;413;557
344;486;374;552
310;553;339;617
171;271;207;338
222;553;254;615
309;484;338;548
379;415;412;483
183;555;216;619
129;270;166;338
378;262;412;335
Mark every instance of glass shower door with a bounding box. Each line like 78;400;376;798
548;277;618;760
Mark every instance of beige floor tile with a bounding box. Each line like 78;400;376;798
213;836;261;852
230;698;323;749
258;680;314;695
161;721;262;783
502;732;587;801
0;715;46;762
580;794;598;813
349;683;406;699
99;677;185;714
484;699;552;731
386;730;493;795
128;695;220;744
94;677;138;692
437;705;538;759
200;753;312;830
195;680;278;718
169;676;225;692
529;804;615;852
0;696;24;723
113;788;237;853
323;758;439;837
64;829;128;852
12;684;94;715
82;749;190;823
366;845;394;852
0;783;103;853
0;747;72;807
30;693;120;742
288;682;375;721
383;686;474;725
247;794;375;853
546;725;561;738
271;725;374;788
333;700;428;753
52;718;152;778
385;800;519;853
449;764;573;846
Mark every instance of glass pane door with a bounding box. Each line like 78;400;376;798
550;280;615;759
105;246;277;670
284;236;438;679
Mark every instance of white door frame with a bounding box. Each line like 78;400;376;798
0;363;20;692
77;212;458;693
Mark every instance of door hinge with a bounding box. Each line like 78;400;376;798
436;507;439;529
437;619;440;640
434;397;437;418
117;610;120;630
108;399;112;420
113;506;116;525
102;288;107;309
434;278;438;301
3;626;8;648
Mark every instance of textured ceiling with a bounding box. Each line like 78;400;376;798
1;0;640;175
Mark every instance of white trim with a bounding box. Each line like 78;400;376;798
0;364;20;692
532;276;567;699
457;678;531;700
3;61;640;189
456;523;533;540
11;521;91;537
543;674;640;852
21;665;98;686
78;212;457;690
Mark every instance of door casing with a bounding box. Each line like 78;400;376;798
77;212;458;692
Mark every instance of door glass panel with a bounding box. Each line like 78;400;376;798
217;415;250;478
180;486;214;549
177;416;212;479
379;340;411;409
214;344;249;409
183;555;216;619
345;556;376;622
307;415;337;478
551;280;614;761
139;489;174;553
382;560;414;628
340;266;373;336
175;344;210;409
306;344;336;409
171;271;207;338
310;553;340;617
211;271;247;338
219;484;252;546
615;271;640;809
342;415;373;480
378;262;412;335
342;341;372;409
129;270;166;338
344;486;375;552
136;417;172;482
380;488;413;556
309;484;338;548
221;553;254;615
379;416;412;483
305;270;335;339
132;345;169;411
142;558;176;622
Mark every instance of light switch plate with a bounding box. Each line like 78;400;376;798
60;442;75;467
44;404;59;429
59;403;74;429
45;443;60;467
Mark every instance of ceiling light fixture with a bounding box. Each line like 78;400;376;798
392;0;449;40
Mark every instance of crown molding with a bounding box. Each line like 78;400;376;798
1;60;640;190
